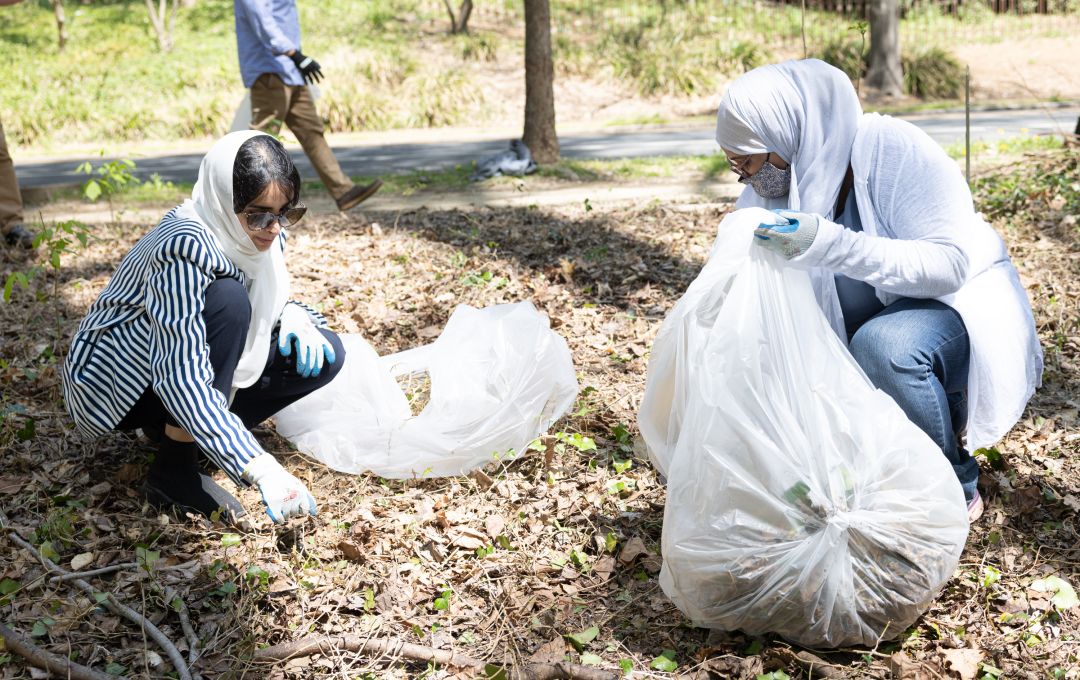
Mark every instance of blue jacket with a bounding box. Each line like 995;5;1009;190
233;0;304;88
62;208;322;484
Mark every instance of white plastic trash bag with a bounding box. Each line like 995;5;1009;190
275;302;578;479
638;207;969;649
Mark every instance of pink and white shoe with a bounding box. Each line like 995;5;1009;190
967;489;985;523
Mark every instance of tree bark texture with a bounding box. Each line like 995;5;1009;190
865;0;903;96
523;0;559;164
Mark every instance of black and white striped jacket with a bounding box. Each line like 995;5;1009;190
62;207;324;485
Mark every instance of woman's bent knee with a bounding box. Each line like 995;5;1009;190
204;278;251;326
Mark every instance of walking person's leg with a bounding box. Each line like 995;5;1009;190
847;298;980;512
283;85;381;211
249;73;291;136
116;278;253;519
0;118;33;249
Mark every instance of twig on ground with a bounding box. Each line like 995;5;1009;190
0;622;124;680
767;648;844;679
0;510;192;680
164;585;203;673
48;559;198;583
253;634;620;680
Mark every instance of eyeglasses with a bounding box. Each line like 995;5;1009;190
241;204;307;231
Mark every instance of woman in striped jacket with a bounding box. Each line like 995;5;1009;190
63;131;345;523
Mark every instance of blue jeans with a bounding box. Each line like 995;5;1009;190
848;298;978;502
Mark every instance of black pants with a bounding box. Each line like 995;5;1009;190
117;278;346;434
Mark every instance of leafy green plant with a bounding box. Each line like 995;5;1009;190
77;155;137;222
651;649;678;672
3;219;90;304
433;586;452;611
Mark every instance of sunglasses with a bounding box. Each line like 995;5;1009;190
241;204;307;231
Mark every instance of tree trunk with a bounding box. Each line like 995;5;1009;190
865;0;903;96
523;0;559;164
144;0;177;52
442;0;473;34
51;0;67;50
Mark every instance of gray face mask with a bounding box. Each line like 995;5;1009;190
740;160;791;199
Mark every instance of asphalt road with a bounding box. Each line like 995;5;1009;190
15;106;1079;189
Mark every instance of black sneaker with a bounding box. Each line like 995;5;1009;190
3;224;35;249
145;438;246;521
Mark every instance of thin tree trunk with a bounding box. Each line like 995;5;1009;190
145;0;177;52
865;0;903;96
51;0;67;50
442;0;474;34
523;0;559;164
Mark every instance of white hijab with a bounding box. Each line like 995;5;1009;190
176;130;291;391
715;59;862;337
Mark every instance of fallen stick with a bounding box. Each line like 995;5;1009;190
0;622;124;680
0;511;192;680
163;585;203;678
253;634;619;680
49;559;198;583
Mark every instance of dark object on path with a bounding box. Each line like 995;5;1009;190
470;140;538;181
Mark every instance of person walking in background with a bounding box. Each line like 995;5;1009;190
233;0;382;211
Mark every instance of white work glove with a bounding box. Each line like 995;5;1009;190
753;209;821;260
278;303;336;378
242;454;317;523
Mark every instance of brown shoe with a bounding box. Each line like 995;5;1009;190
335;180;383;212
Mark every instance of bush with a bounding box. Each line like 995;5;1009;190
814;38;867;81
814;40;964;100
902;46;965;99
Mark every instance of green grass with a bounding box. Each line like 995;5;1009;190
944;133;1065;161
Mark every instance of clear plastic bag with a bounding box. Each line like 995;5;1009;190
638;208;969;649
275;302;578;479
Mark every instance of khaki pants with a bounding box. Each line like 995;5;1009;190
249;74;354;200
0;118;24;235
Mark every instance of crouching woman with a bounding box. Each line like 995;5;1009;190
63;131;345;523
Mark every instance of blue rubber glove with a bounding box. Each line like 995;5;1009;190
753;209;820;260
278;303;336;378
242;454;317;523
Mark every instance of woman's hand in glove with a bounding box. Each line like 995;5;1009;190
278;303;336;378
754;209;820;260
243;454;317;523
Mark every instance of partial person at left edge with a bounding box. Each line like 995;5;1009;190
0;0;35;249
62;131;346;524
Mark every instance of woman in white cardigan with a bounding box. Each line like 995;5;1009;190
715;59;1042;522
64;131;344;523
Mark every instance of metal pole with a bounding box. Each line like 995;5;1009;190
965;65;971;185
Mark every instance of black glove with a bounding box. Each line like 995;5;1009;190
288;50;323;84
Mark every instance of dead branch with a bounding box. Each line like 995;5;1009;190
164;586;202;673
0;511;192;680
253;634;619;680
0;622;123;680
49;559;198;583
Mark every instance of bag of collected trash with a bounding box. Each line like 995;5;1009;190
638;207;969;649
469;140;538;181
275;301;578;479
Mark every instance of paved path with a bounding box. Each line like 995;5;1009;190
15;106;1078;189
